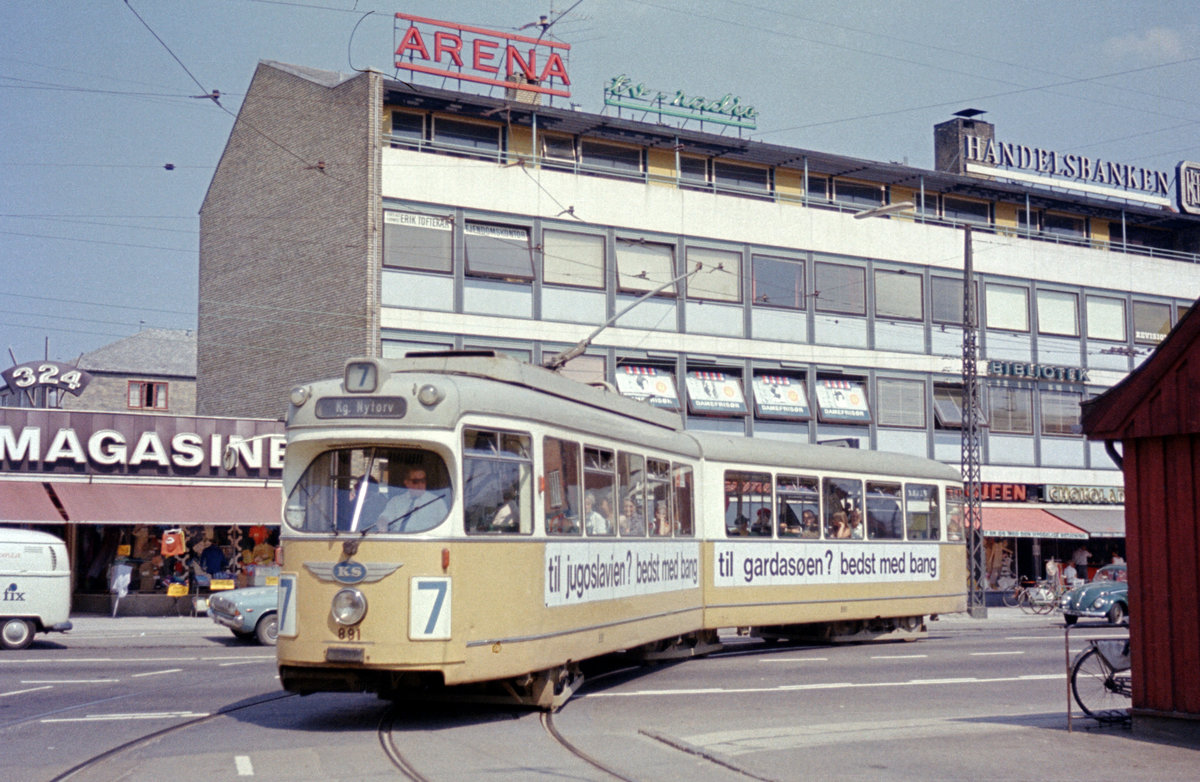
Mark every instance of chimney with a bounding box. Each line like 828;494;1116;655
935;109;993;174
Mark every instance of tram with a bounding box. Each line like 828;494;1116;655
275;352;966;708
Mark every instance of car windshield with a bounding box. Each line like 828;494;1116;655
284;447;452;534
1094;566;1127;583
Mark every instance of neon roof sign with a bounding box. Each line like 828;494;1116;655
604;74;758;130
394;13;571;98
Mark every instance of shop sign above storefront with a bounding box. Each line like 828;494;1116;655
987;360;1089;383
1044;484;1125;504
1179;161;1200;215
961;134;1171;205
685;371;747;415
0;409;283;479
1;360;93;398
603;74;758;130
393;12;571;98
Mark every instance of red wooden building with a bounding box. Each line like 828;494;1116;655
1081;298;1200;742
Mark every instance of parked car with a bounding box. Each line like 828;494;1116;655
1061;564;1128;625
208;585;279;645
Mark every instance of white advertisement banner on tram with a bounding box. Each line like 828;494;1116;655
545;541;701;606
715;542;941;587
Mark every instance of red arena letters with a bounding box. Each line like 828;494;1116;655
394;13;571;98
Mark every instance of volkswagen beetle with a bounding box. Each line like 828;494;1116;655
1061;564;1128;625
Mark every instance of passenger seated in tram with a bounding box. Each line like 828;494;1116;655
829;510;850;538
652;502;671;536
619;496;645;536
583;493;612;536
847;509;865;540
751;508;772;536
730;515;750;536
801;509;820;539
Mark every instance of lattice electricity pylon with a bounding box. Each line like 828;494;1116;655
961;227;987;617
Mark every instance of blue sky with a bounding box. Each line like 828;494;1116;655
3;0;1198;366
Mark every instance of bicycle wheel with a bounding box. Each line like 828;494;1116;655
1072;647;1132;718
1002;587;1020;608
1018;589;1037;614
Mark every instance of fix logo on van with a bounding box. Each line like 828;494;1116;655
3;583;26;602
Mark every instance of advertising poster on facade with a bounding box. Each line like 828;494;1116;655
685;371;747;415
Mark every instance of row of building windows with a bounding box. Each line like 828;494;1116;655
385;109;1180;257
382;208;1187;346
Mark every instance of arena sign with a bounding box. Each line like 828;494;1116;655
394;12;571;98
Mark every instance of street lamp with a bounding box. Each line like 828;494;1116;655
853;203;987;618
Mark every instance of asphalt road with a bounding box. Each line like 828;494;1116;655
0;610;1194;781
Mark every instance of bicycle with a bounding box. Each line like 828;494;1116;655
1071;637;1132;720
1018;580;1061;614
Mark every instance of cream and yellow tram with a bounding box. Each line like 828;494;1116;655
275;353;964;708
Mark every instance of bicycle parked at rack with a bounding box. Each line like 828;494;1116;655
1003;578;1063;614
1071;637;1132;720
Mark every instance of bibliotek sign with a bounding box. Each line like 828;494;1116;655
394;13;571;98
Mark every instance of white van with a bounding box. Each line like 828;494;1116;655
1;528;73;649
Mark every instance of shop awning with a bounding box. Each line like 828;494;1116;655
50;483;281;526
0;481;66;523
1046;508;1125;538
981;507;1088;540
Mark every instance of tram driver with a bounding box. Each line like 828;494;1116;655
377;464;450;532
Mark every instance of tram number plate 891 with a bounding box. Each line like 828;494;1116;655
410;577;451;640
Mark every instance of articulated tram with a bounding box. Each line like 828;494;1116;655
275;353;965;708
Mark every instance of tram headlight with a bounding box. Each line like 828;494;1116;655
331;588;367;626
289;385;310;407
417;383;444;407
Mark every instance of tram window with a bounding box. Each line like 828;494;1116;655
647;458;673;536
618;453;647;537
777;475;819;538
725;470;772;537
544;437;581;535
946;486;965;541
283;447;451;534
865;482;903;540
583;446;616;536
672;463;695;536
463;428;533;535
905;484;940;540
823;477;864;539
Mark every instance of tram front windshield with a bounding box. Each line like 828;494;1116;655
284;447;452;534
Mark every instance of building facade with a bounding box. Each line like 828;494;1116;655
197;60;1200;588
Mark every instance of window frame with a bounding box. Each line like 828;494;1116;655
464;221;533;281
127;380;168;410
686;246;741;302
874;268;924;322
615;238;677;295
382;210;454;273
751;254;806;310
988;385;1033;435
1036;289;1080;337
542;229;605;289
876;377;926;429
1040;389;1082;437
814;260;866;316
985;283;1031;333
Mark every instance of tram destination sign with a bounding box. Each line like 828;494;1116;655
314;397;408;419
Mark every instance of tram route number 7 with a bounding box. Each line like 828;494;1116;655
410;577;452;640
277;574;297;638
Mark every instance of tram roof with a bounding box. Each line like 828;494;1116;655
687;432;962;483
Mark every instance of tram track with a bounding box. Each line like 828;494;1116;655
46;691;297;782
